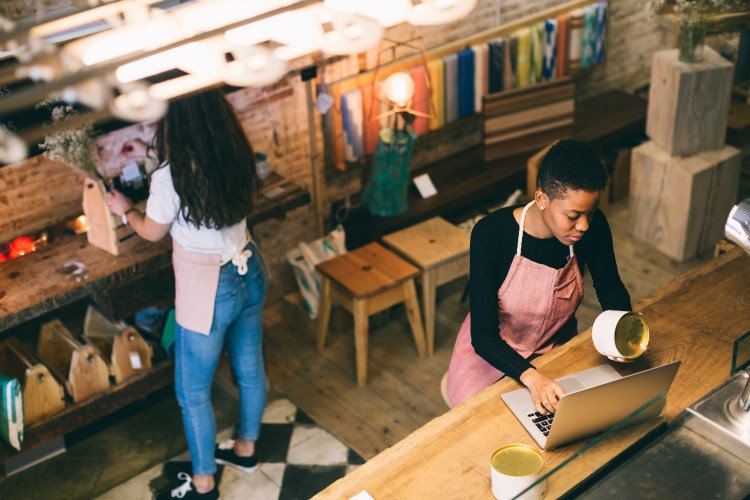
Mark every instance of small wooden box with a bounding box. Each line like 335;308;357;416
629;141;742;261
82;178;146;256
646;47;734;156
36;319;111;403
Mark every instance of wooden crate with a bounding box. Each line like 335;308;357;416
83;306;153;384
629;141;742;262
82;177;146;256
0;338;65;424
646;47;734;157
36;320;110;403
482;78;574;163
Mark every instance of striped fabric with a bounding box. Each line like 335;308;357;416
530;21;545;85
411;65;430;136
488;38;505;94
514;28;531;88
556;13;569;78
581;4;597;69
594;1;607;65
340;88;364;162
428;58;445;130
443;53;459;124
472;43;488;113
503;35;517;90
360;84;380;156
567;9;584;73
457;48;475;118
544;19;558;82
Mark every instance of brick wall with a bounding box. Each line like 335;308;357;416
1;0;681;304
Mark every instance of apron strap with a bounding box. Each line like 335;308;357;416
517;201;575;257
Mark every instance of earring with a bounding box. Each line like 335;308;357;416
540;205;545;210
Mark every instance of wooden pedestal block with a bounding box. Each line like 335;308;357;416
83;306;153;384
0;338;65;424
647;47;734;157
36;320;111;403
82;178;146;256
629;141;742;262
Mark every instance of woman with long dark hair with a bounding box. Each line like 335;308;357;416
109;89;266;500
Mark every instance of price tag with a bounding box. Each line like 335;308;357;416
413;173;438;199
129;352;143;370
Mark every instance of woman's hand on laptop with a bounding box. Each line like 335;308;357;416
520;368;565;415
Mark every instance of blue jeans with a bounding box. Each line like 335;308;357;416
174;244;267;476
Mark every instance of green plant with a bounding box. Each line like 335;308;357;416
36;100;101;178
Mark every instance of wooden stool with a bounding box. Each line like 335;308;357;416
316;242;427;387
383;217;470;356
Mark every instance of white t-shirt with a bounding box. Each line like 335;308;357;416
146;164;247;262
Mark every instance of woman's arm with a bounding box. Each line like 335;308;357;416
108;189;170;242
584;210;631;311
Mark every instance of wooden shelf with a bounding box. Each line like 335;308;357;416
0;359;174;462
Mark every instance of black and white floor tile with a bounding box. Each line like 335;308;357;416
98;398;366;499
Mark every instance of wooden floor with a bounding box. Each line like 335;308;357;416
263;200;716;460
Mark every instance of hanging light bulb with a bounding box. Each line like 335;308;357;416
406;0;478;26
384;72;415;107
324;0;412;27
224;45;288;87
320;11;383;55
110;83;168;122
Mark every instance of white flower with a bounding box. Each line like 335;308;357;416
37;100;101;178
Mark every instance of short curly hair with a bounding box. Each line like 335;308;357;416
536;139;608;200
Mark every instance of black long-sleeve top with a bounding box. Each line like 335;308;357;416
469;205;631;381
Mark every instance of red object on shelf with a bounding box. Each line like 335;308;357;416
8;236;35;259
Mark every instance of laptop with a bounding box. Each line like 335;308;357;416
501;361;681;450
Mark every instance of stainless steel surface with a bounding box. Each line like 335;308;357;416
579;421;750;499
725;198;750;255
685;370;750;464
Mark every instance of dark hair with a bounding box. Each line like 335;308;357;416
536;139;608;200
153;89;260;229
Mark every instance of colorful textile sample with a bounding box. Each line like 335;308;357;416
362;128;417;217
544;19;559;82
514;28;531;88
530;21;545;84
340;88;364;162
488;38;505;94
567;9;584;73
594;1;608;65
457;48;475;118
472;43;488;113
556;13;569;78
428;58;445;130
581;4;597;69
503;35;517;90
443;53;459;124
360;84;380;156
410;65;430;135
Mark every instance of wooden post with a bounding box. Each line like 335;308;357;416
305;78;325;238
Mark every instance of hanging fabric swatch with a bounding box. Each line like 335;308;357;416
503;35;517;90
428;58;445;130
488;38;505;94
457;49;475;118
472;43;488;113
514;28;531;88
410;65;430;136
340;88;364;162
443;53;459;124
530;22;545;85
360;84;380;156
327;84;347;170
362;127;418;217
567;9;584;74
556;13;569;78
581;4;597;69
544;19;559;82
593;1;608;65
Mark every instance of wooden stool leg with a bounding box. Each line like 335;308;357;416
316;277;332;352
353;298;369;388
421;269;437;356
402;280;427;359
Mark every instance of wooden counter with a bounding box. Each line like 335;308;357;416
316;248;750;499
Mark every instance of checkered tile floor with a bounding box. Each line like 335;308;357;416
98;398;365;499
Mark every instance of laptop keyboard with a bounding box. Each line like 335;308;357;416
527;412;555;436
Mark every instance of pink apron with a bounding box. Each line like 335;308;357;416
446;201;584;406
